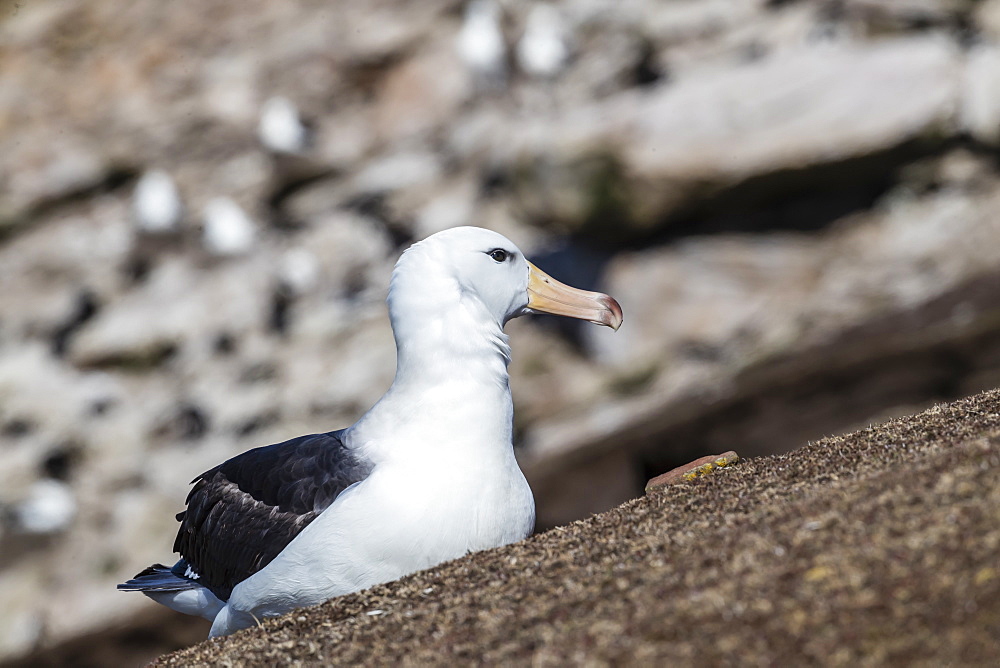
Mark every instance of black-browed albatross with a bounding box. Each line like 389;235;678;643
118;226;623;637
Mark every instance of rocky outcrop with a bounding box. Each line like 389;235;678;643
3;0;1000;662
510;38;964;240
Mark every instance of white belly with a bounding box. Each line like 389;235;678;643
224;456;534;624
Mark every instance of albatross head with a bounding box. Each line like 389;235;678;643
388;226;623;333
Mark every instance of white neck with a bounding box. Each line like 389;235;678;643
345;280;515;466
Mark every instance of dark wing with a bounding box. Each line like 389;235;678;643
172;430;372;601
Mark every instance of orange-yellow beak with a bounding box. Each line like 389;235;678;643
526;262;623;330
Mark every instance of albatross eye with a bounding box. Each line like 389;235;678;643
487;248;509;263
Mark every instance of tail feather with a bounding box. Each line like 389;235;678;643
118;563;200;592
119;561;225;621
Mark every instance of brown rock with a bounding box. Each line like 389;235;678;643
645;450;740;492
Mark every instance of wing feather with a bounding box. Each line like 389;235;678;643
172;430;371;601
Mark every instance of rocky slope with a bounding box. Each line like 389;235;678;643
3;0;1000;661
145;390;1000;665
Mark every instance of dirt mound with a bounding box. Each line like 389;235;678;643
152;389;1000;666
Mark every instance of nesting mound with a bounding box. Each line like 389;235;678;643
158;390;1000;666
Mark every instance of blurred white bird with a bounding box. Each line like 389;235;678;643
14;480;77;535
258;96;309;155
278;247;321;296
517;4;570;79
456;0;508;89
133;170;183;234
202;197;256;256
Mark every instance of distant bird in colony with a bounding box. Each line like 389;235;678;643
12;479;77;535
118;226;622;637
133;170;183;234
456;0;508;89
517;4;570;79
258;96;310;155
201;197;256;257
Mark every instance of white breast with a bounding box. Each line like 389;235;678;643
227;452;533;620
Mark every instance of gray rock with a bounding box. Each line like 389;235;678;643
510;39;962;240
68;257;269;369
524;175;1000;526
961;45;1000;145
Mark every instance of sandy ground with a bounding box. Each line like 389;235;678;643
152;388;1000;666
134;389;1000;665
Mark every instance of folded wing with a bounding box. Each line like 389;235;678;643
173;430;372;601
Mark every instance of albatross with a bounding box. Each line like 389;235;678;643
118;226;622;637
